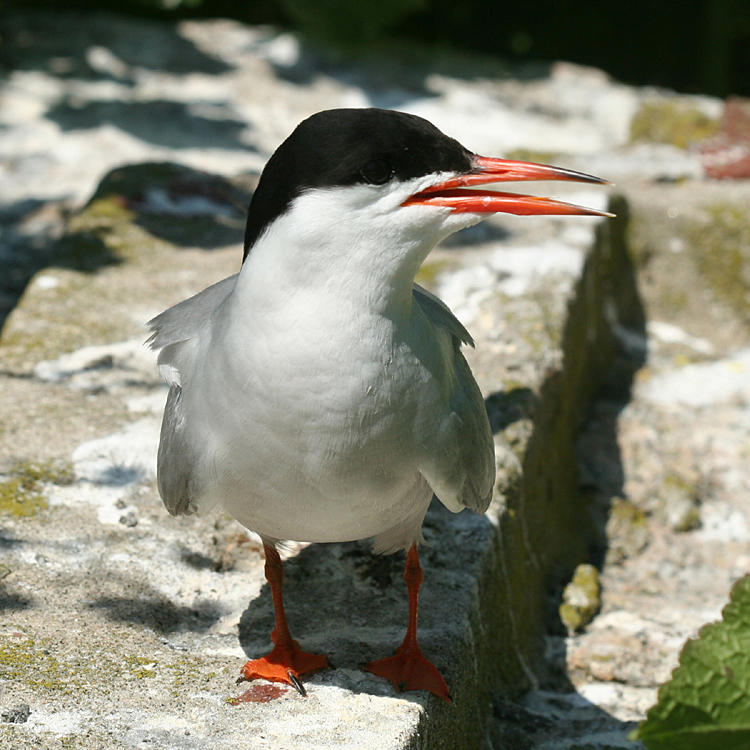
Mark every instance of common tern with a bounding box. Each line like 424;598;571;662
148;108;609;701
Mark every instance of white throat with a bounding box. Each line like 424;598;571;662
235;181;482;319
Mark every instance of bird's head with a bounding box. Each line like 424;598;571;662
242;108;610;297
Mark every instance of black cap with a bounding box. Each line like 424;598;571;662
243;108;472;260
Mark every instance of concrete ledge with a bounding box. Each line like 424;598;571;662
0;159;640;749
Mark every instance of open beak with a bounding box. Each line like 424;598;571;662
403;155;613;217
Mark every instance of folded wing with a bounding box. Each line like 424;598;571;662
147;274;238;515
412;284;495;514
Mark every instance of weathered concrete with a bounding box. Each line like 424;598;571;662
0;147;632;748
2;9;748;750
528;179;750;749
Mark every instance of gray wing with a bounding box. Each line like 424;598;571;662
412;282;474;347
148;274;237;516
147;274;238;350
443;350;496;512
156;384;199;515
413;285;495;514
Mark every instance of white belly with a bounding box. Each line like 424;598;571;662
185;306;444;545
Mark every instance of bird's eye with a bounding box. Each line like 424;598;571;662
360;158;393;185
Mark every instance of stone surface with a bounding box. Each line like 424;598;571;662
532;180;750;749
1;9;748;750
0;157;626;750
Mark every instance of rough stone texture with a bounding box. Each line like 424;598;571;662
0;156;626;750
1;9;748;750
523;180;750;749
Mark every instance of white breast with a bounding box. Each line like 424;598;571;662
183;289;444;544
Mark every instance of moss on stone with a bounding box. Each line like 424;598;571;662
559;563;601;634
1;267;129;365
0;477;48;518
61;196;170;269
630;100;720;149
0;636;80;693
661;471;702;532
672;506;702;533
606;497;651;564
125;655;157;678
165;656;213;689
14;459;75;486
81;196;134;223
0;629;218;700
687;203;750;321
662;471;697;496
610;497;647;527
0;460;73;518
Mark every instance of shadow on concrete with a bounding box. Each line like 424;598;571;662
0;163;252;335
0;532;24;549
0;587;32;612
0;11;254;334
0;10;233;79
179;548;217;571
46;99;254;152
82;464;148;487
89;591;223;634
264;33;554;112
0;530;33;610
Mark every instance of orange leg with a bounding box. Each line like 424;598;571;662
366;544;451;701
239;543;328;696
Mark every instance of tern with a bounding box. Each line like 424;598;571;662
148;108;609;701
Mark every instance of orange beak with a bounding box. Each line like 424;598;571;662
403;155;613;217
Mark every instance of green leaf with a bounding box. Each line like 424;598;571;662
635;574;750;750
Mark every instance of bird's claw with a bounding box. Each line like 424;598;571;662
287;670;306;696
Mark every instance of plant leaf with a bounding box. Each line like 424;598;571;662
635;574;750;750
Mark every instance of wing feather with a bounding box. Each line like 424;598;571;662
157;384;200;515
412;282;474;347
147;274;237;350
413;286;495;514
148;275;236;516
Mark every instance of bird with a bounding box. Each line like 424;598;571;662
147;107;609;702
